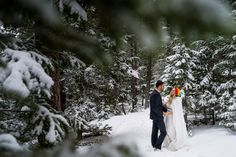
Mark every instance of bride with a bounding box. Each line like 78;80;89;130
163;87;188;151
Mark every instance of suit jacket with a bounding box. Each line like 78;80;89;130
150;90;167;121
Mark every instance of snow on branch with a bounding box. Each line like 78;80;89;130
166;54;181;62
58;0;87;21
200;72;212;86
0;48;54;98
33;106;70;145
0;133;23;152
127;69;139;79
217;79;236;92
213;60;230;71
65;105;111;138
227;51;236;59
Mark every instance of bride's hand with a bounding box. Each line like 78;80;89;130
163;112;168;116
163;112;172;116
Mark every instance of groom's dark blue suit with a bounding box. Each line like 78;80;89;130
150;89;168;150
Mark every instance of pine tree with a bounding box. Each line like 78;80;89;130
162;39;196;111
213;36;236;129
190;39;215;124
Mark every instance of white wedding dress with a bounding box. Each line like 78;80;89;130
163;96;188;151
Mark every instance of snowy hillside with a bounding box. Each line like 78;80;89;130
98;110;236;157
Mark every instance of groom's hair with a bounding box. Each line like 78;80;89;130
156;80;164;88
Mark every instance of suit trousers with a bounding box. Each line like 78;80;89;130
151;120;167;149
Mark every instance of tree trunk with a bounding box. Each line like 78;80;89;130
51;67;62;111
34;20;64;111
141;91;144;107
131;77;138;111
60;79;66;111
145;55;152;109
203;106;207;124
183;97;188;123
212;109;215;125
129;37;138;112
121;103;126;115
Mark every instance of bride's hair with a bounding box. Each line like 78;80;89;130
167;88;176;107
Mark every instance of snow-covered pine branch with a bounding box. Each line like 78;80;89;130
0;133;23;152
58;0;87;21
200;72;213;86
0;48;54;98
127;68;139;79
33;106;70;146
64;104;111;139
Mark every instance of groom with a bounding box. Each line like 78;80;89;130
150;80;172;150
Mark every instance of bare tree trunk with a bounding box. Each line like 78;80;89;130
183;97;188;123
60;79;66;111
144;55;152;109
141;90;145;107
51;67;62;111
131;77;138;111
212;109;215;125
121;103;126;115
203;106;207;124
34;20;63;111
131;37;138;112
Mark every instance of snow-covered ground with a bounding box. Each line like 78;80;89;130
97;109;236;157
